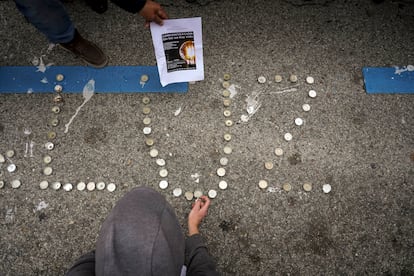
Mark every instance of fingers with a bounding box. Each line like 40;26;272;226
191;196;211;215
191;197;210;219
155;7;168;25
152;14;163;25
199;196;211;211
144;14;163;27
140;1;168;27
157;8;168;20
187;196;212;236
200;195;209;201
191;198;202;210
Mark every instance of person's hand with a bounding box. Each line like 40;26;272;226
139;0;168;28
188;196;211;236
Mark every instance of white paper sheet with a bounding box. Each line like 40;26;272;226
150;17;204;87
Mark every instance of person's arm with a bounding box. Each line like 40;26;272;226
185;196;220;276
110;0;168;27
65;250;95;276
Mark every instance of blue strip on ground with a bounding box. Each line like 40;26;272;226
362;67;414;94
0;66;187;93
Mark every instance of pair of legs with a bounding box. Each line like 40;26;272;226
13;0;108;67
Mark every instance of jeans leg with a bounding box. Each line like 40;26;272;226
13;0;75;43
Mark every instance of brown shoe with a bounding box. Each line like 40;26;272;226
60;29;108;68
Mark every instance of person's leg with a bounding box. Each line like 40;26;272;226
13;0;108;67
95;187;185;275
14;0;75;43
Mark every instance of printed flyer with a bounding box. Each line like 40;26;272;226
150;17;204;87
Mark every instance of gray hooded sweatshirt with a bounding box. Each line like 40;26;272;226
66;187;219;276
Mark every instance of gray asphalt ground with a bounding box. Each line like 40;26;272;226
1;0;414;275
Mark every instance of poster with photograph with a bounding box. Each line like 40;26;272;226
150;17;204;87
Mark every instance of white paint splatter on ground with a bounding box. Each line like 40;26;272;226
32;57;40;66
33;55;54;73
269;85;300;94
35;55;47;73
240;91;262;123
228;84;239;99
267;186;281;193
246;95;261;115
5;207;15;224
32;45;55;74
191;173;201;183
394;65;414;75
64;79;95;134
174;106;183;116
240;84;301;123
47;43;56;52
34;201;49;212
40;77;48;84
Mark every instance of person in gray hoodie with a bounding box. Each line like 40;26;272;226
66;187;219;276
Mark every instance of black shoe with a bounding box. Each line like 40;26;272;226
60;29;108;68
85;0;108;14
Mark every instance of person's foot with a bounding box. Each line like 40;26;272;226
60;29;108;68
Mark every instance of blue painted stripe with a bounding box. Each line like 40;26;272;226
362;67;414;94
0;66;187;93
